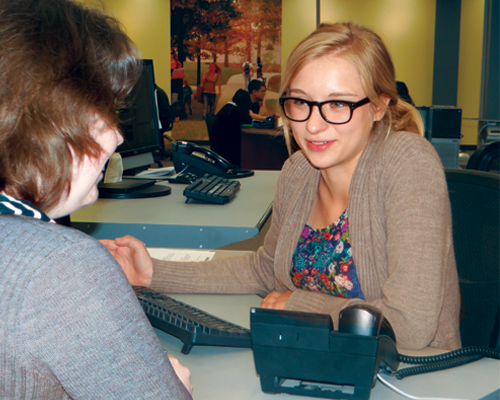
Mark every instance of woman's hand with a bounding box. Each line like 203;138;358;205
260;290;293;309
99;235;153;287
168;356;193;395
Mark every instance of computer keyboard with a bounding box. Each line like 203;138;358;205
133;286;251;354
183;173;240;204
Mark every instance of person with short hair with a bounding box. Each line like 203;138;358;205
206;80;273;166
0;0;192;397
247;79;269;121
104;22;461;351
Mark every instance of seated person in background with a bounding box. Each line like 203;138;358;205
102;22;461;351
0;0;192;398
247;79;271;121
209;89;253;167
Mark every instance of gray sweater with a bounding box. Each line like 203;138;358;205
0;215;191;399
151;125;461;351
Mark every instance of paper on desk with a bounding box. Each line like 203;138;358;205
147;247;215;262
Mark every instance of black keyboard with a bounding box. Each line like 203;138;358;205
133;286;251;354
183;174;240;204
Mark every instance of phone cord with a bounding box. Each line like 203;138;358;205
390;346;500;380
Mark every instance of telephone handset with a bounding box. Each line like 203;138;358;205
171;141;254;179
250;304;399;400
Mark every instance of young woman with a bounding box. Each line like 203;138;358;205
170;51;184;104
103;22;461;351
201;62;222;116
0;0;192;398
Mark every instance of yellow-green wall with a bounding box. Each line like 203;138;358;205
81;0;171;93
282;0;318;69
318;0;436;108
85;0;483;145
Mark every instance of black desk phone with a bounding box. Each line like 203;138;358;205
171;141;254;179
250;304;399;400
251;305;500;399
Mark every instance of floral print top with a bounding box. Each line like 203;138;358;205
290;209;364;299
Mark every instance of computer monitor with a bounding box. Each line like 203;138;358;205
417;106;462;169
98;59;171;199
118;59;161;176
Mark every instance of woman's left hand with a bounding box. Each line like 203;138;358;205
260;290;293;309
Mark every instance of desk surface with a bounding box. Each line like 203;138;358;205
71;170;280;249
157;293;500;400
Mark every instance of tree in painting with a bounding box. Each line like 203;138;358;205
229;0;281;66
171;0;239;84
171;0;282;83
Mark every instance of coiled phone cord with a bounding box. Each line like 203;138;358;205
399;346;499;364
384;346;500;379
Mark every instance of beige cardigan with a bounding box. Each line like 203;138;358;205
151;125;461;350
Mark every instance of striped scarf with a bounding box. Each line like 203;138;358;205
0;193;54;223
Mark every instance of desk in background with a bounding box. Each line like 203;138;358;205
241;126;289;171
158;293;500;400
71;170;280;249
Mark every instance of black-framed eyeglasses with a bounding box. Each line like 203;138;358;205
279;97;370;124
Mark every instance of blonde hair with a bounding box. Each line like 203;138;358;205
279;22;424;154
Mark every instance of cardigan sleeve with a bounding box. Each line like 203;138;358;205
149;155;305;296
148;170;294;296
150;249;275;296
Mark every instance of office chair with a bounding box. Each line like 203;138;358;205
445;168;500;348
466;141;499;173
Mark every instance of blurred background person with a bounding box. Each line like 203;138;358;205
201;62;222;117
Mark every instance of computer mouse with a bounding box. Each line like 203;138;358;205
338;304;385;337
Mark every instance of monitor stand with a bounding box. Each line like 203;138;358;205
98;178;171;199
